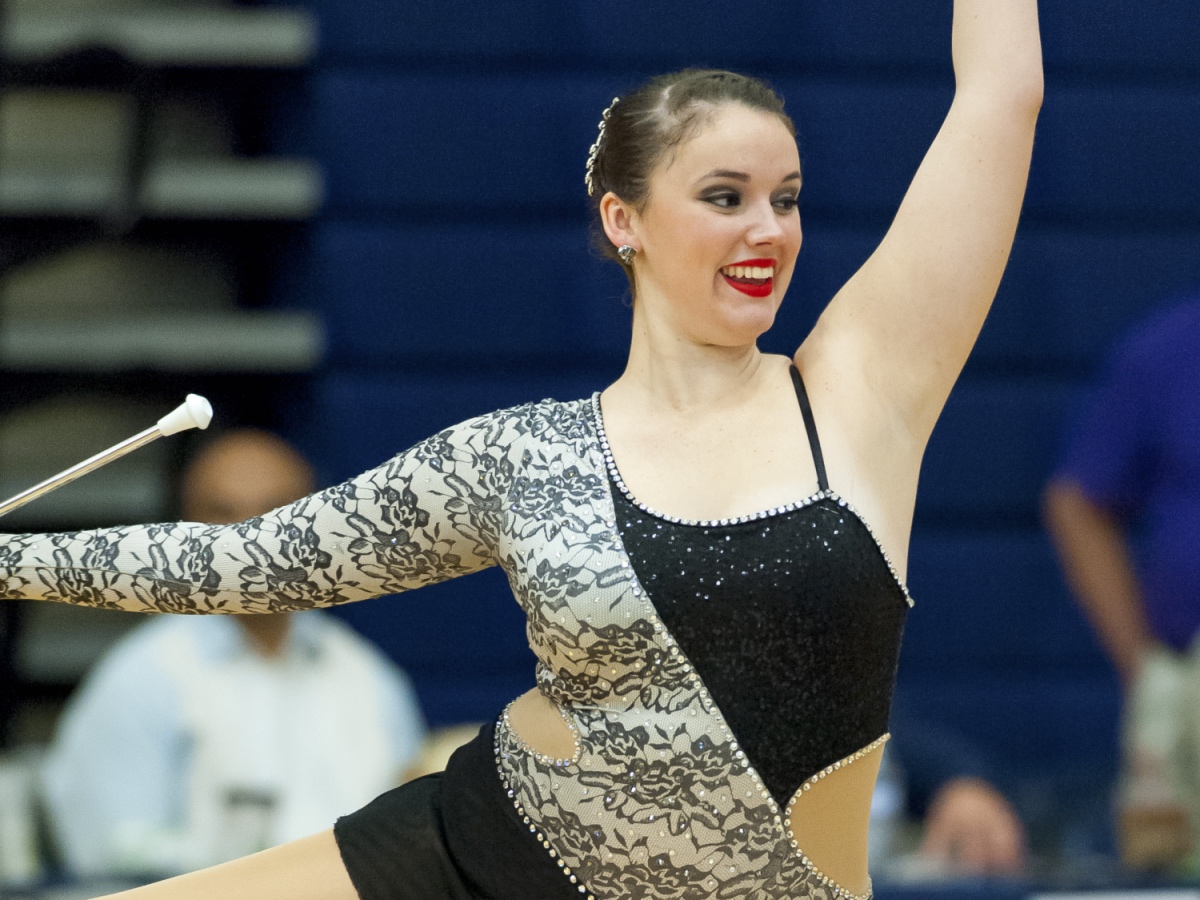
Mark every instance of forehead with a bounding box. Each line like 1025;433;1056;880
659;104;799;183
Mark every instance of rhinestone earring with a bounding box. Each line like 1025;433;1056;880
617;245;637;266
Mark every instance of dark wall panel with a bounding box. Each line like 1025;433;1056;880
1028;86;1200;224
575;2;950;72
905;529;1105;672
310;0;584;63
312;73;612;213
314;222;630;367
982;232;1200;370
1040;0;1200;75
310;0;1200;77
895;674;1119;773
918;379;1080;523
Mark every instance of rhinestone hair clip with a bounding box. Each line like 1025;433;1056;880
584;96;620;198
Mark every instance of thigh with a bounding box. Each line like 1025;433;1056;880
94;830;358;900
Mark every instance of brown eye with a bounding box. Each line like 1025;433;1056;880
703;191;741;209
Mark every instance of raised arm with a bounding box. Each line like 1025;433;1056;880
805;0;1043;444
0;410;523;614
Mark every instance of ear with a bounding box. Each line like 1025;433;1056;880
599;192;640;253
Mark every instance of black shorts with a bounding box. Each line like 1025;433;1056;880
333;721;576;900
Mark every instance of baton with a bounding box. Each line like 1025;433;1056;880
0;394;213;520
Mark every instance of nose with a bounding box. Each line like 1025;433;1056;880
746;198;788;246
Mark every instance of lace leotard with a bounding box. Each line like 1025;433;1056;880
0;368;911;900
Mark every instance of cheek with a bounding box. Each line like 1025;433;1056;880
777;216;803;279
669;213;742;269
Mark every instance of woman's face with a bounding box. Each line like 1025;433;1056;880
631;103;802;348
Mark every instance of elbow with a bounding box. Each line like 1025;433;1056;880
956;76;1042;134
1018;68;1045;116
961;74;1043;120
957;54;1044;117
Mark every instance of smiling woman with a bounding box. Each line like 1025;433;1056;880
0;3;1042;899
600;99;802;351
585;70;798;295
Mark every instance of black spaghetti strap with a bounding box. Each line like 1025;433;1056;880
789;365;829;492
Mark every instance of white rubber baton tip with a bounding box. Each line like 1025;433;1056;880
157;394;214;436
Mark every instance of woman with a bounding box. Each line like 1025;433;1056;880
0;3;1041;898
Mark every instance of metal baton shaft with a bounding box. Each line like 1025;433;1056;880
0;394;213;522
0;427;162;520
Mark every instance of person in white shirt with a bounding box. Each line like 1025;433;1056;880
40;430;427;879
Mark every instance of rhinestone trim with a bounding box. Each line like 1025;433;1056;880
784;733;889;900
501;699;583;768
494;721;597;900
501;405;891;898
589;393;914;608
587;430;826;870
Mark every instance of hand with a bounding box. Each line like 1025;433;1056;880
919;777;1026;876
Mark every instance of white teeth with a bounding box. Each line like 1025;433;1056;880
722;264;775;279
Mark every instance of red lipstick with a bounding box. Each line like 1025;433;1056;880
721;258;776;298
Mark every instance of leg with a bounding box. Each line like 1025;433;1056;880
95;830;359;900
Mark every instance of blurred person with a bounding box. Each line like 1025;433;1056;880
40;431;426;879
0;3;1041;896
1044;297;1200;869
887;705;1025;877
918;779;1024;875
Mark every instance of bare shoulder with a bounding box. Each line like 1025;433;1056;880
794;329;923;579
793;322;905;463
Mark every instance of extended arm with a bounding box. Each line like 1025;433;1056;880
1043;478;1153;686
805;0;1043;444
0;411;521;614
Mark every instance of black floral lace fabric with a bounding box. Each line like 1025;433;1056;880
0;398;899;899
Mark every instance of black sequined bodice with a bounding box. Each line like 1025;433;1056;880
605;366;909;806
612;485;908;805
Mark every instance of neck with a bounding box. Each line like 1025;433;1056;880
238;615;292;658
615;298;768;411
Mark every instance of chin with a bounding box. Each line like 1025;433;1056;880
705;310;778;348
723;298;779;337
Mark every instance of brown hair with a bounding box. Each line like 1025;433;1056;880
588;69;796;291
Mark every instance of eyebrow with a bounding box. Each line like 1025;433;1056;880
696;169;803;185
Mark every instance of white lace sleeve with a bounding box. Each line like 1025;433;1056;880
0;408;524;614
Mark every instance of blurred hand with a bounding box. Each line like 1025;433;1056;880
919;777;1026;876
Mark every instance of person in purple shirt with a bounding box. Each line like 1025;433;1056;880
1044;295;1200;869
